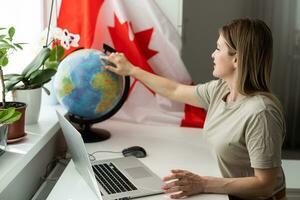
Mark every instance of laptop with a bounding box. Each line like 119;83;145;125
56;111;164;200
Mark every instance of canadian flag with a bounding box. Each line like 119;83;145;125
58;0;206;128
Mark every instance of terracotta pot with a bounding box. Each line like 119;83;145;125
0;102;27;143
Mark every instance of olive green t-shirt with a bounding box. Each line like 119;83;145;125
195;80;285;198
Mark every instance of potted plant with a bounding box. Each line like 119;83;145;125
0;26;27;142
0;107;22;156
4;27;80;124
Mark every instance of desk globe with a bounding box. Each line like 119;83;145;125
53;49;130;142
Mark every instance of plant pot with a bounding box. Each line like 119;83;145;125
0;102;27;143
12;88;42;125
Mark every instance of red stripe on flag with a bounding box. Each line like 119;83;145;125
57;0;104;50
181;104;206;128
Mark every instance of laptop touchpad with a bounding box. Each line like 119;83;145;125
125;167;152;179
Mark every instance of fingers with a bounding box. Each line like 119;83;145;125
102;52;123;60
162;174;176;182
101;52;122;62
171;169;187;173
101;52;125;68
163;182;191;199
162;179;189;190
163;174;181;181
104;65;117;73
170;191;189;199
101;53;121;72
100;51;133;76
101;55;108;60
162;170;204;199
163;171;189;181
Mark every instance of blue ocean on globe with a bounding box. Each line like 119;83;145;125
53;49;124;120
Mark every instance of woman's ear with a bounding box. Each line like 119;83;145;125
233;55;238;69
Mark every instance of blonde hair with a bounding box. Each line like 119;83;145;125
219;18;283;111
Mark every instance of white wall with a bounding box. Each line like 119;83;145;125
181;0;255;83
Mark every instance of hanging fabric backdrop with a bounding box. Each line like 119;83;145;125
57;0;206;128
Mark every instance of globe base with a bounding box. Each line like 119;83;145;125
67;113;111;143
79;127;111;143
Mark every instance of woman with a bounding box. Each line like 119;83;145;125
102;18;286;200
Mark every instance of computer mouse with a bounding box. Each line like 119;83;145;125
122;146;147;158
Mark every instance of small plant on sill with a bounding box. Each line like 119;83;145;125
4;27;80;95
0;26;25;108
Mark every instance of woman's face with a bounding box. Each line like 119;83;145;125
211;35;237;79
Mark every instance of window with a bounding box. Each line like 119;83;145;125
0;0;44;74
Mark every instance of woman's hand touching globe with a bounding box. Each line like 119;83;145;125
102;53;136;76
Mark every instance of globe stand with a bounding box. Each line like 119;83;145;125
68;114;110;143
58;45;131;144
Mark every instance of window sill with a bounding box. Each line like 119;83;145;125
0;104;61;194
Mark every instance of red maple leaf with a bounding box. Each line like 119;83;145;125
108;14;158;95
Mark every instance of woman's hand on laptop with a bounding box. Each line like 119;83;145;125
161;169;205;199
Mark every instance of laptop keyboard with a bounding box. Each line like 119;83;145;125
92;163;137;194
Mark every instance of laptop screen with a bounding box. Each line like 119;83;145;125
56;111;103;199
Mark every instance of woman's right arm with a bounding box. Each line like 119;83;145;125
102;53;201;107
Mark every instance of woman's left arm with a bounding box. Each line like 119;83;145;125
162;167;279;199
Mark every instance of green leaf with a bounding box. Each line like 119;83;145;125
0;108;21;124
0;107;15;123
42;86;51;95
27;69;40;80
0;39;9;44
14;43;23;50
44;60;59;69
49;46;65;61
4;76;23;92
0;43;12;49
0;56;8;67
27;78;52;89
0;43;17;51
3;74;22;81
28;68;56;86
0;35;5;40
0;28;6;31
2;111;21;124
8;27;15;39
0;108;11;119
21;47;51;77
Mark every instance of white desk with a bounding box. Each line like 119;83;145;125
47;119;228;200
